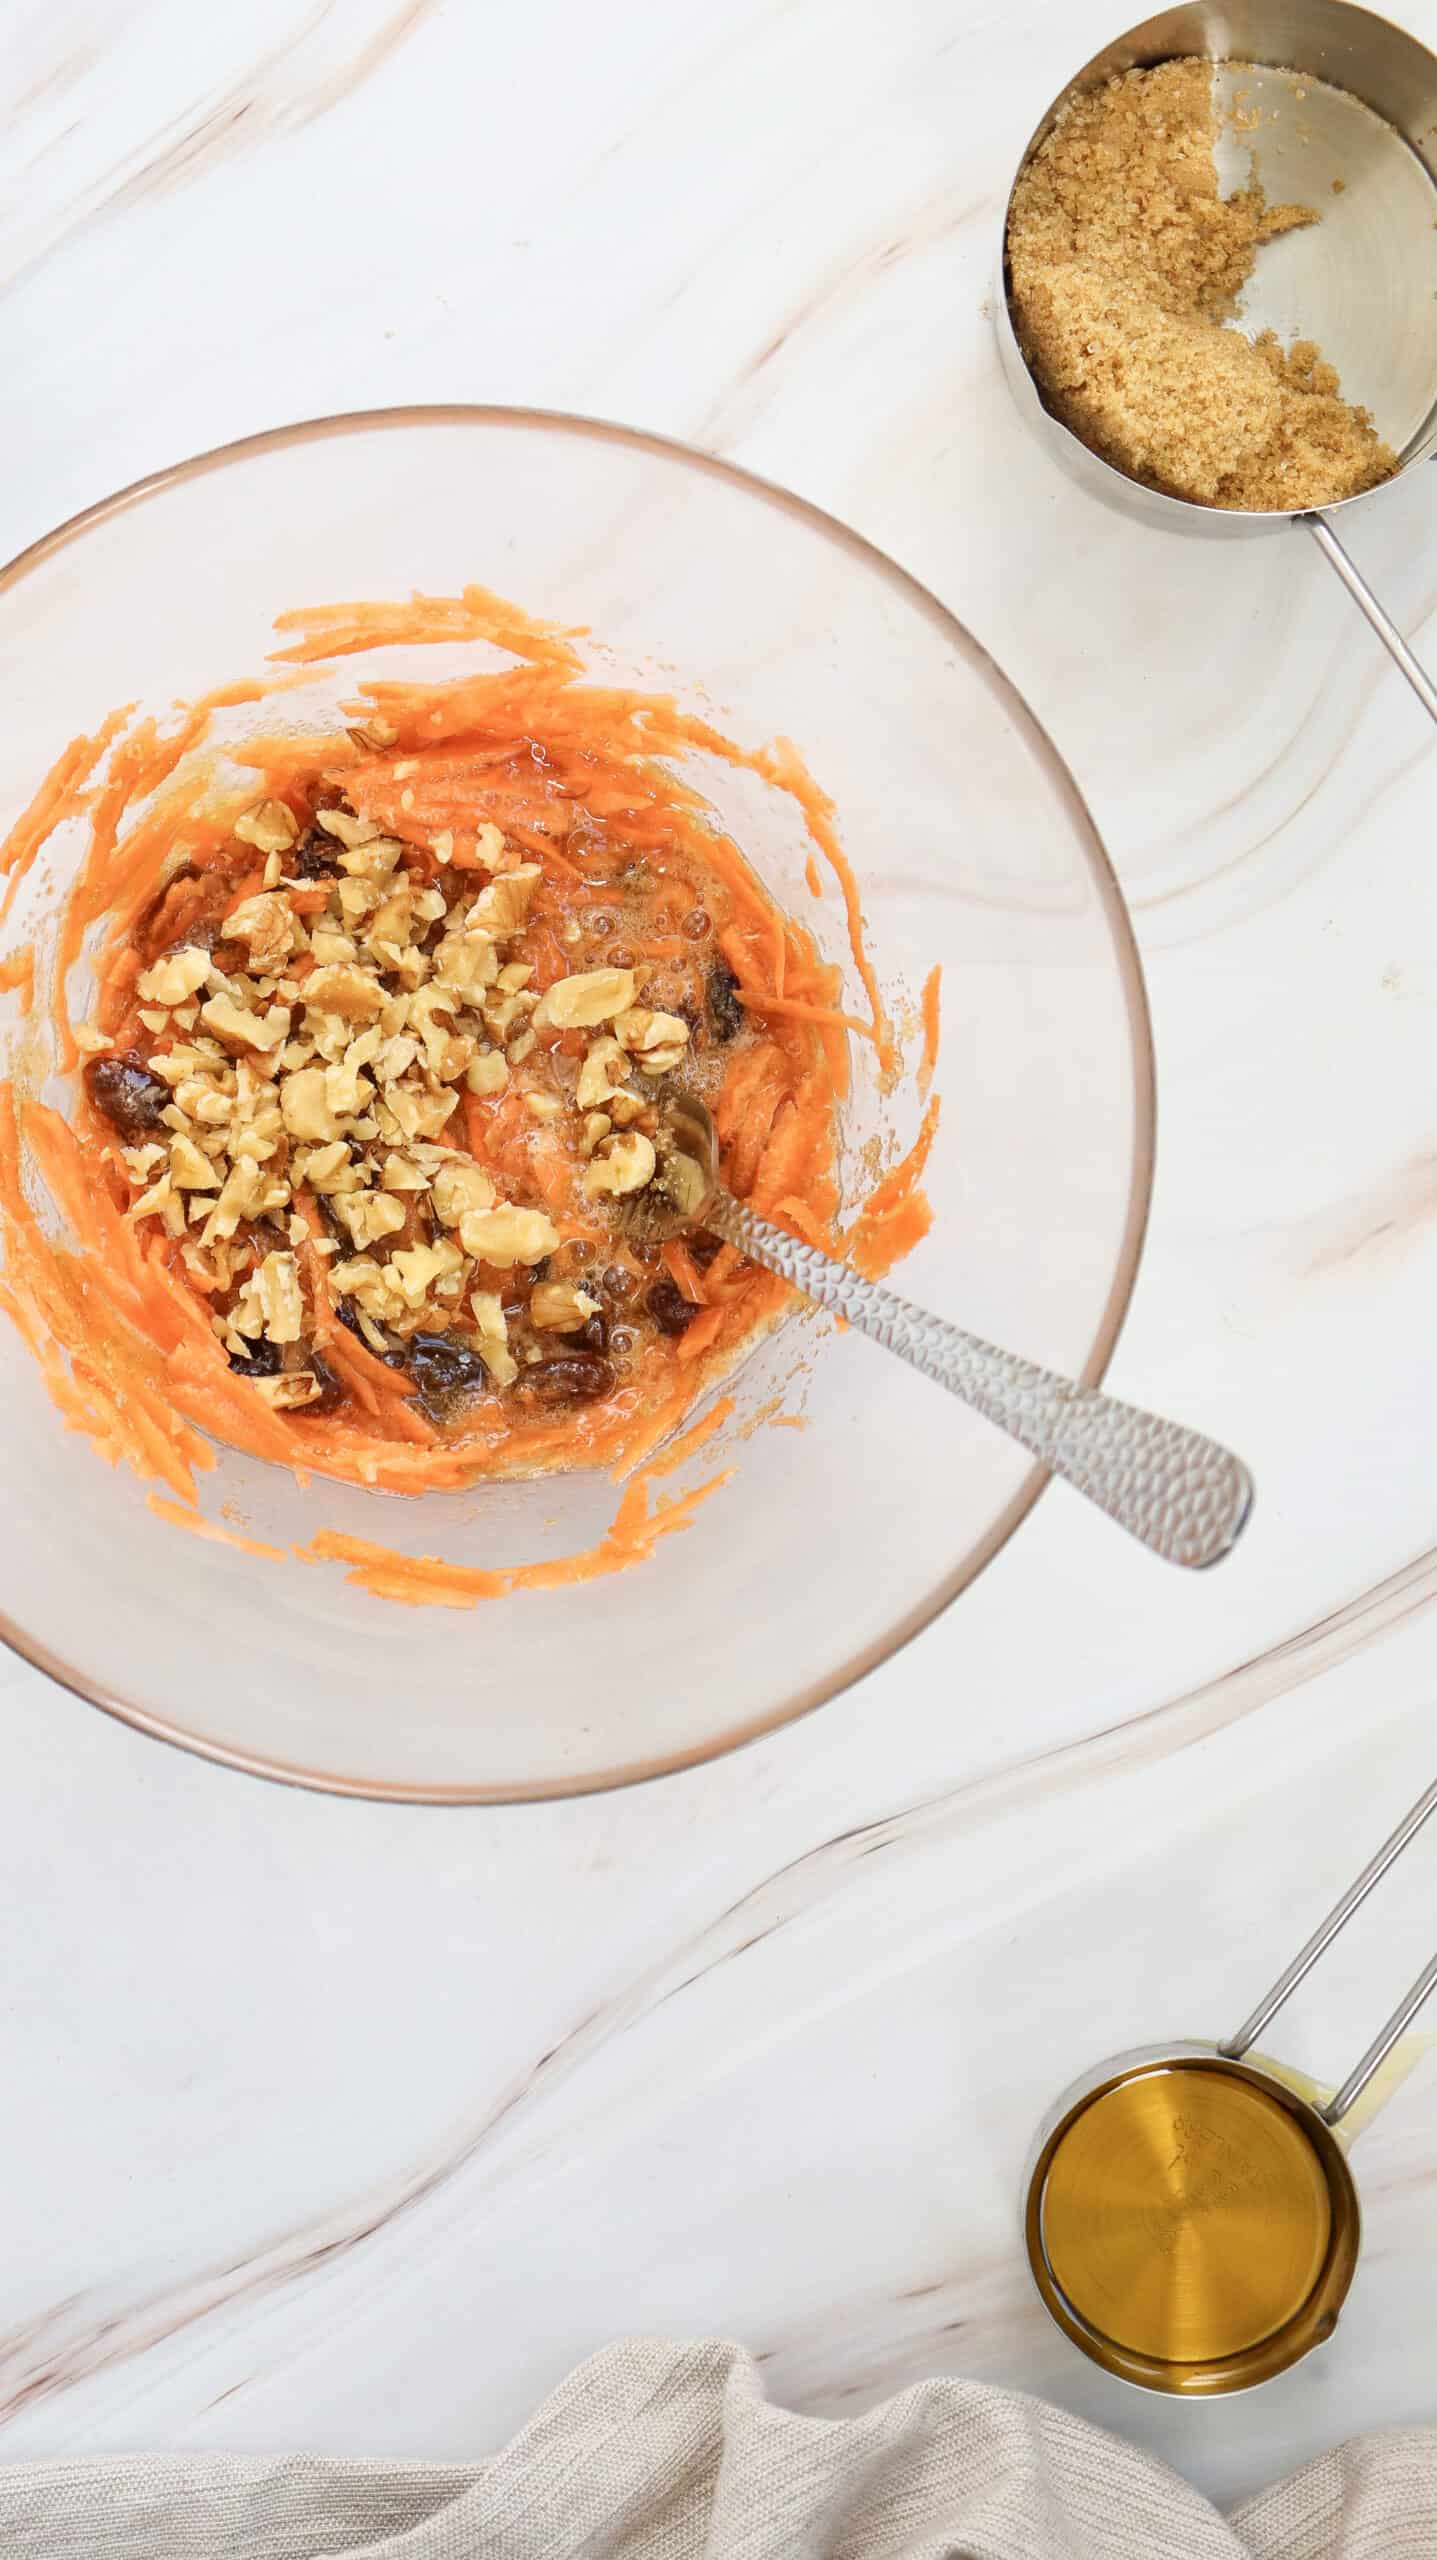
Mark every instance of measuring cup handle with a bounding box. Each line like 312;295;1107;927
1305;512;1437;726
1322;1952;1437;2127
1222;1775;1437;2126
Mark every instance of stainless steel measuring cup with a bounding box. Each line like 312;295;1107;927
1024;1775;1437;2392
996;0;1437;723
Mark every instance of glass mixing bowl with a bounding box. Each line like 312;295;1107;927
0;412;1151;1799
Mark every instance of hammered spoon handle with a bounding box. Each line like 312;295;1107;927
703;1187;1252;1571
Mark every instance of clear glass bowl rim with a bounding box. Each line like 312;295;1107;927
0;403;1156;1802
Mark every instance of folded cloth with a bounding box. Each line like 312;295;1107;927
0;2338;1433;2559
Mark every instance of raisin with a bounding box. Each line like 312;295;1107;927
403;1331;489;1411
307;1350;344;1414
707;960;743;1042
690;1231;724;1269
86;1054;172;1141
515;1352;615;1406
292;829;339;880
579;1310;609;1354
336;1299;405;1366
647;1277;696;1336
132;864;199;954
227;1337;282;1378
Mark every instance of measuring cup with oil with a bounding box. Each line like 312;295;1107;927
1025;1775;1437;2393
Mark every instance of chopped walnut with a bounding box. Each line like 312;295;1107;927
201;992;291;1054
576;1035;630;1109
110;784;736;1411
306;963;386;1023
233;799;299;856
584;1129;658;1198
255;1250;304;1343
465;1048;509;1096
471;867;541;935
458;1205;560;1267
333;1192;407;1250
469;1288;517;1385
614;1006;691;1076
539;967;638;1030
294;1140;360;1195
432;1160;496;1226
225;892;298;972
139;946;211;1007
315;807;384;850
530;1281;601;1332
169;1133;221;1190
253;1371;325;1410
280;1066;341;1143
387;1238;466;1306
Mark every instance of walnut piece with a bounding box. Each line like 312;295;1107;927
233;799;299;856
138;946;211;1007
224;892;297;972
584;1130;658;1199
253;1371;324;1410
306;963;386;1023
469;1288;517;1386
432;1161;496;1227
576;1035;630;1109
465;1049;509;1096
614;1006;691;1076
530;1281;601;1332
201;993;291;1054
255;1250;304;1343
334;1192;407;1250
458;1205;560;1267
539;967;638;1030
280;1066;341;1143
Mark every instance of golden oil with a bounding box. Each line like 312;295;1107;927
1025;2056;1361;2393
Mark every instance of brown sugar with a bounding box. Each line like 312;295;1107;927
1006;59;1398;511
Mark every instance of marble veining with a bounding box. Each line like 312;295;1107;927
1;0;1436;2513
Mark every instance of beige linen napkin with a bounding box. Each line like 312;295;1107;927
0;2339;1432;2558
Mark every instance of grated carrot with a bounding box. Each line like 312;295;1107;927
0;946;35;1011
0;576;939;1605
661;1239;708;1305
918;963;942;1095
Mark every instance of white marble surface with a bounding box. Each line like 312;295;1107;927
3;0;1437;2513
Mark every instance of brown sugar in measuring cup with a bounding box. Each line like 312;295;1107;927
996;0;1437;725
1006;57;1398;511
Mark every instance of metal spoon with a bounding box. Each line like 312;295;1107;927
643;1094;1253;1571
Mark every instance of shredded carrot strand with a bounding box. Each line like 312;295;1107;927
918;963;942;1095
0;946;35;1010
662;1240;708;1306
